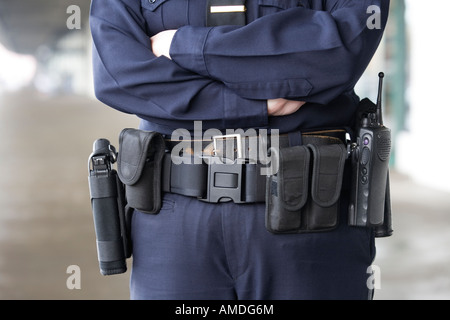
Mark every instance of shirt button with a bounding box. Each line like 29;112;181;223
149;0;156;3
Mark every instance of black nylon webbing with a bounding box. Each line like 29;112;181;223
161;131;347;203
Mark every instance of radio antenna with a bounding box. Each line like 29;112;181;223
376;72;385;126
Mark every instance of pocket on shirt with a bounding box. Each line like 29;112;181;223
258;0;302;16
141;0;189;33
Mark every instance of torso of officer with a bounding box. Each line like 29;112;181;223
90;0;389;135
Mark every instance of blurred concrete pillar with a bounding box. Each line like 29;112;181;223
397;0;450;192
386;0;407;166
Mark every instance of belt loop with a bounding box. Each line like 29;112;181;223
288;131;303;147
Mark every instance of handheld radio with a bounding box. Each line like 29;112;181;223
349;73;392;228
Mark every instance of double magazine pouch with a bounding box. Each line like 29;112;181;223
266;143;347;234
117;128;166;214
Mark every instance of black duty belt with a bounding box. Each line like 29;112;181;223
162;129;348;204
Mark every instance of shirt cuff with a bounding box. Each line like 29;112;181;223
170;26;212;77
223;89;268;129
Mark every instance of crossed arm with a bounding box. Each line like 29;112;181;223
150;30;306;116
91;0;389;128
150;30;306;117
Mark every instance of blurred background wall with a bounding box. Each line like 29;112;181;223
0;0;449;300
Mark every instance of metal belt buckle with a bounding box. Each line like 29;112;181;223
201;134;245;203
213;133;243;160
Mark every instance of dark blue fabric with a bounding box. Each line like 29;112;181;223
90;0;387;299
130;188;375;300
90;0;390;135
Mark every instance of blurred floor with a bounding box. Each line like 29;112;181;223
374;171;450;300
0;91;138;299
0;91;449;300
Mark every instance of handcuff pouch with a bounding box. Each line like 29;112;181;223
117;128;166;214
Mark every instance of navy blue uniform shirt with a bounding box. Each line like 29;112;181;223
90;0;389;135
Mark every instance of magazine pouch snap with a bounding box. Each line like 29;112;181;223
117;128;166;214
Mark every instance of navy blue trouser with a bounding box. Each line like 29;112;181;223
130;191;375;300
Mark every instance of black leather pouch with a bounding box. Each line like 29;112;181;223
304;143;347;232
265;143;346;234
117;129;166;214
265;145;310;233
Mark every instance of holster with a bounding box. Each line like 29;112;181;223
88;138;131;275
351;98;394;237
117;128;166;214
265;143;347;234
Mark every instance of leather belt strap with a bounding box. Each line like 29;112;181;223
162;129;347;203
165;129;347;156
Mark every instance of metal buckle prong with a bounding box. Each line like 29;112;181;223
213;134;244;160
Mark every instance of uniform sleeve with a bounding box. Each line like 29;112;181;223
89;0;267;128
169;0;390;105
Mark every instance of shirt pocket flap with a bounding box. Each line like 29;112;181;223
141;0;170;12
258;0;301;10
